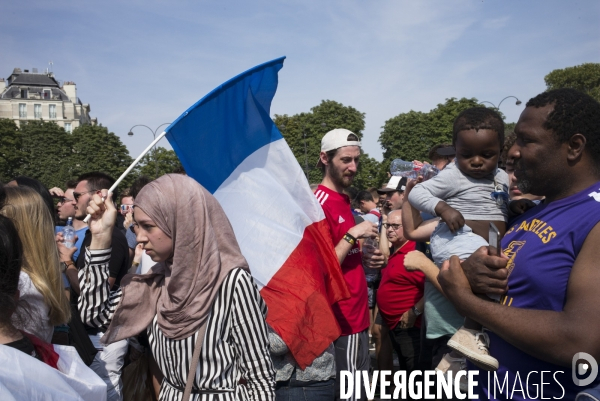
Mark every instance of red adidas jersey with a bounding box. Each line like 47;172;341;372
315;185;370;335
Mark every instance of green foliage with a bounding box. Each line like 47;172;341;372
274;100;381;189
0;120;134;190
0;119;23;183
16;120;75;188
544;63;600;102
135;147;183;179
70;124;134;187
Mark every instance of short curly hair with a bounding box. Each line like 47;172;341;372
501;131;517;165
453;107;505;149
526;88;600;169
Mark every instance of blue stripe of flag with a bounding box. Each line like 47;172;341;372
165;57;286;194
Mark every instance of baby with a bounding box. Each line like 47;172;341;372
408;107;509;371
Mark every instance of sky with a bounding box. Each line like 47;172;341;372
1;0;599;161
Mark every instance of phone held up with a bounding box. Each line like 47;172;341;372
488;222;502;257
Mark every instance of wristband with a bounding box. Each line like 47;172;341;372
411;305;423;317
132;261;140;268
60;260;75;273
343;233;357;246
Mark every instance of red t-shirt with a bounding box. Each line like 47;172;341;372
377;241;425;330
315;185;370;335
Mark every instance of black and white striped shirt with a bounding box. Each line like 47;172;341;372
79;248;275;401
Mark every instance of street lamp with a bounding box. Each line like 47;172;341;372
127;123;170;179
480;96;522;110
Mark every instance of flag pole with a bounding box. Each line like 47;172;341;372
83;131;168;223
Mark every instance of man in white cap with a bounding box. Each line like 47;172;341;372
378;176;408;211
313;128;378;401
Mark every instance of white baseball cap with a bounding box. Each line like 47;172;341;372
377;176;408;193
317;128;361;167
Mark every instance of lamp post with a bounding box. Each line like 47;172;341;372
480;96;522;110
127;123;170;179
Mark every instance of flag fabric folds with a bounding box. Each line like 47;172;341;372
165;57;349;368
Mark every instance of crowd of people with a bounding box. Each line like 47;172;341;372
0;87;599;401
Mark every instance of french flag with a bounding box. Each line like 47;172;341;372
164;57;349;368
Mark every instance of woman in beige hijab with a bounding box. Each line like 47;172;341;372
78;174;275;401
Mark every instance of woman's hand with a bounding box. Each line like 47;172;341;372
88;191;117;250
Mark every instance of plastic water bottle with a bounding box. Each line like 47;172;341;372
363;236;379;253
390;159;439;180
63;217;75;249
390;159;415;177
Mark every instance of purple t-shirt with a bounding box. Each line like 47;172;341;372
476;181;600;400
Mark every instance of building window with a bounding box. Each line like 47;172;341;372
49;104;56;119
44;89;51;99
20;89;28;99
19;103;27;118
34;104;42;118
65;123;72;133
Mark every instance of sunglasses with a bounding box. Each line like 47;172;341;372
383;223;403;230
121;205;134;212
57;197;73;204
73;190;98;202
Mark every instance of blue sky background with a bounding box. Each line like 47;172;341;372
2;0;598;161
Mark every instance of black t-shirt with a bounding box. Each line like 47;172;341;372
5;336;42;361
76;226;130;289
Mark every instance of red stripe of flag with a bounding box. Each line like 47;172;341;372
260;219;350;369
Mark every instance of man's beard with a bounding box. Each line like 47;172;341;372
330;166;355;188
516;178;532;194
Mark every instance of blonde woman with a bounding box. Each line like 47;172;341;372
0;186;70;342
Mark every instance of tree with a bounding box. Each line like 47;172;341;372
274;100;381;189
16;120;74;189
0;119;23;183
70;124;134;187
377;97;483;183
135;147;183;179
545;63;600;102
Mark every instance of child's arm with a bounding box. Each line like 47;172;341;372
407;165;464;232
435;202;465;233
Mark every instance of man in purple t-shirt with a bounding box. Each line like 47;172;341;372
438;89;600;400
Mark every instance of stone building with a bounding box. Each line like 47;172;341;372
0;68;96;132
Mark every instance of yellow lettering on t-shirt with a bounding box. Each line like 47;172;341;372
529;219;541;232
509;218;557;244
542;231;557;244
517;221;530;232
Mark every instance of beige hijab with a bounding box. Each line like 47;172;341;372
102;174;250;344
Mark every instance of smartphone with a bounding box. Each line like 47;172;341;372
488;222;501;256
